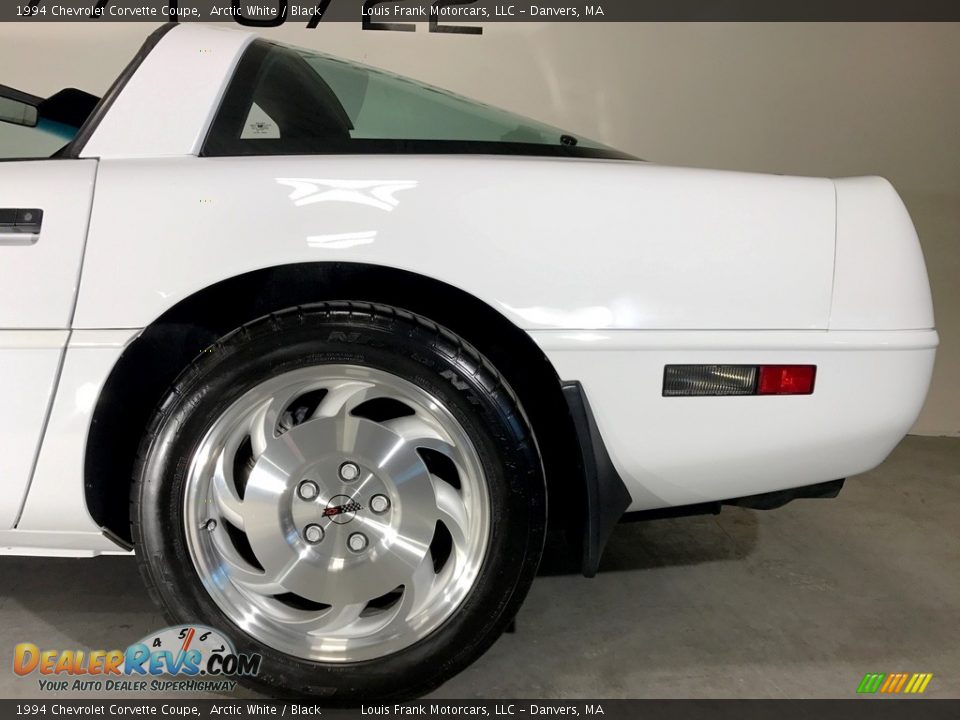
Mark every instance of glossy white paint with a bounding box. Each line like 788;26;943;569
0;24;939;554
80;25;254;159
73;156;837;332
534;329;937;510
831;177;936;330
15;330;139;538
0;331;66;529
0;160;97;328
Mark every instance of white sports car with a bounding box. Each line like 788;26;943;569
0;24;937;699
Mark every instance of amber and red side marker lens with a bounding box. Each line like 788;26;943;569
663;364;816;396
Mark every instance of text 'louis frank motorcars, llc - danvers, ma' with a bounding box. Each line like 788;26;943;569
359;704;598;715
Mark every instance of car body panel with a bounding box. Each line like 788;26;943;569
831;176;936;330
14;330;139;539
0;331;66;530
535;328;937;511
0;160;97;328
0;159;96;534
73;156;837;332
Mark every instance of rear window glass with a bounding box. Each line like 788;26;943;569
203;40;632;160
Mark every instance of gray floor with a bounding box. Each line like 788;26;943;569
1;435;957;699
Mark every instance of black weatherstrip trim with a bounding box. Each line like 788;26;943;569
562;381;633;578
203;138;637;160
61;23;177;159
0;84;43;107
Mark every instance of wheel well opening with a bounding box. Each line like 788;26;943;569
85;262;585;547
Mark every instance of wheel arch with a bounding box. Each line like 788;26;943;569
84;261;584;548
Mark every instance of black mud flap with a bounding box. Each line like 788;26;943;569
561;381;633;578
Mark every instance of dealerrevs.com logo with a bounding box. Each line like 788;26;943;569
14;626;261;693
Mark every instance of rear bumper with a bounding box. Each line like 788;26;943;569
537;328;937;512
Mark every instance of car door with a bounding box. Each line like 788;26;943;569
0;158;97;529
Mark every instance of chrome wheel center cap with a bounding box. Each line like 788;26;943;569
240;416;436;608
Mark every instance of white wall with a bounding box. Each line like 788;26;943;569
1;21;957;436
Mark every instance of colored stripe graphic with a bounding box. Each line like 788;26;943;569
857;672;933;694
911;673;933;694
857;673;885;693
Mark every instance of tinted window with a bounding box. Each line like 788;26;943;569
203;40;632;160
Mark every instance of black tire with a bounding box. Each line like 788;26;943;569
131;302;546;701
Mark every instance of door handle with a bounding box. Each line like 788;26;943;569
0;208;42;245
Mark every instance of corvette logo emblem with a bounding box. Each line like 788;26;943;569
322;501;363;518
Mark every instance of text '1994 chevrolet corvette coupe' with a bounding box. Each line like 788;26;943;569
0;23;937;699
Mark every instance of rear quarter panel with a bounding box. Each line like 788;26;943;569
72;156;836;332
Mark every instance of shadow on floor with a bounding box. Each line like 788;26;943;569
540;509;758;576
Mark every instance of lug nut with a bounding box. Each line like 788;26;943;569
303;524;325;544
370;494;391;514
203;519;217;532
339;462;360;482
297;480;319;500
347;532;368;552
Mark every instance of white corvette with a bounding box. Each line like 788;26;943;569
0;24;937;698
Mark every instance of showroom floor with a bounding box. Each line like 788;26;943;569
1;435;957;699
